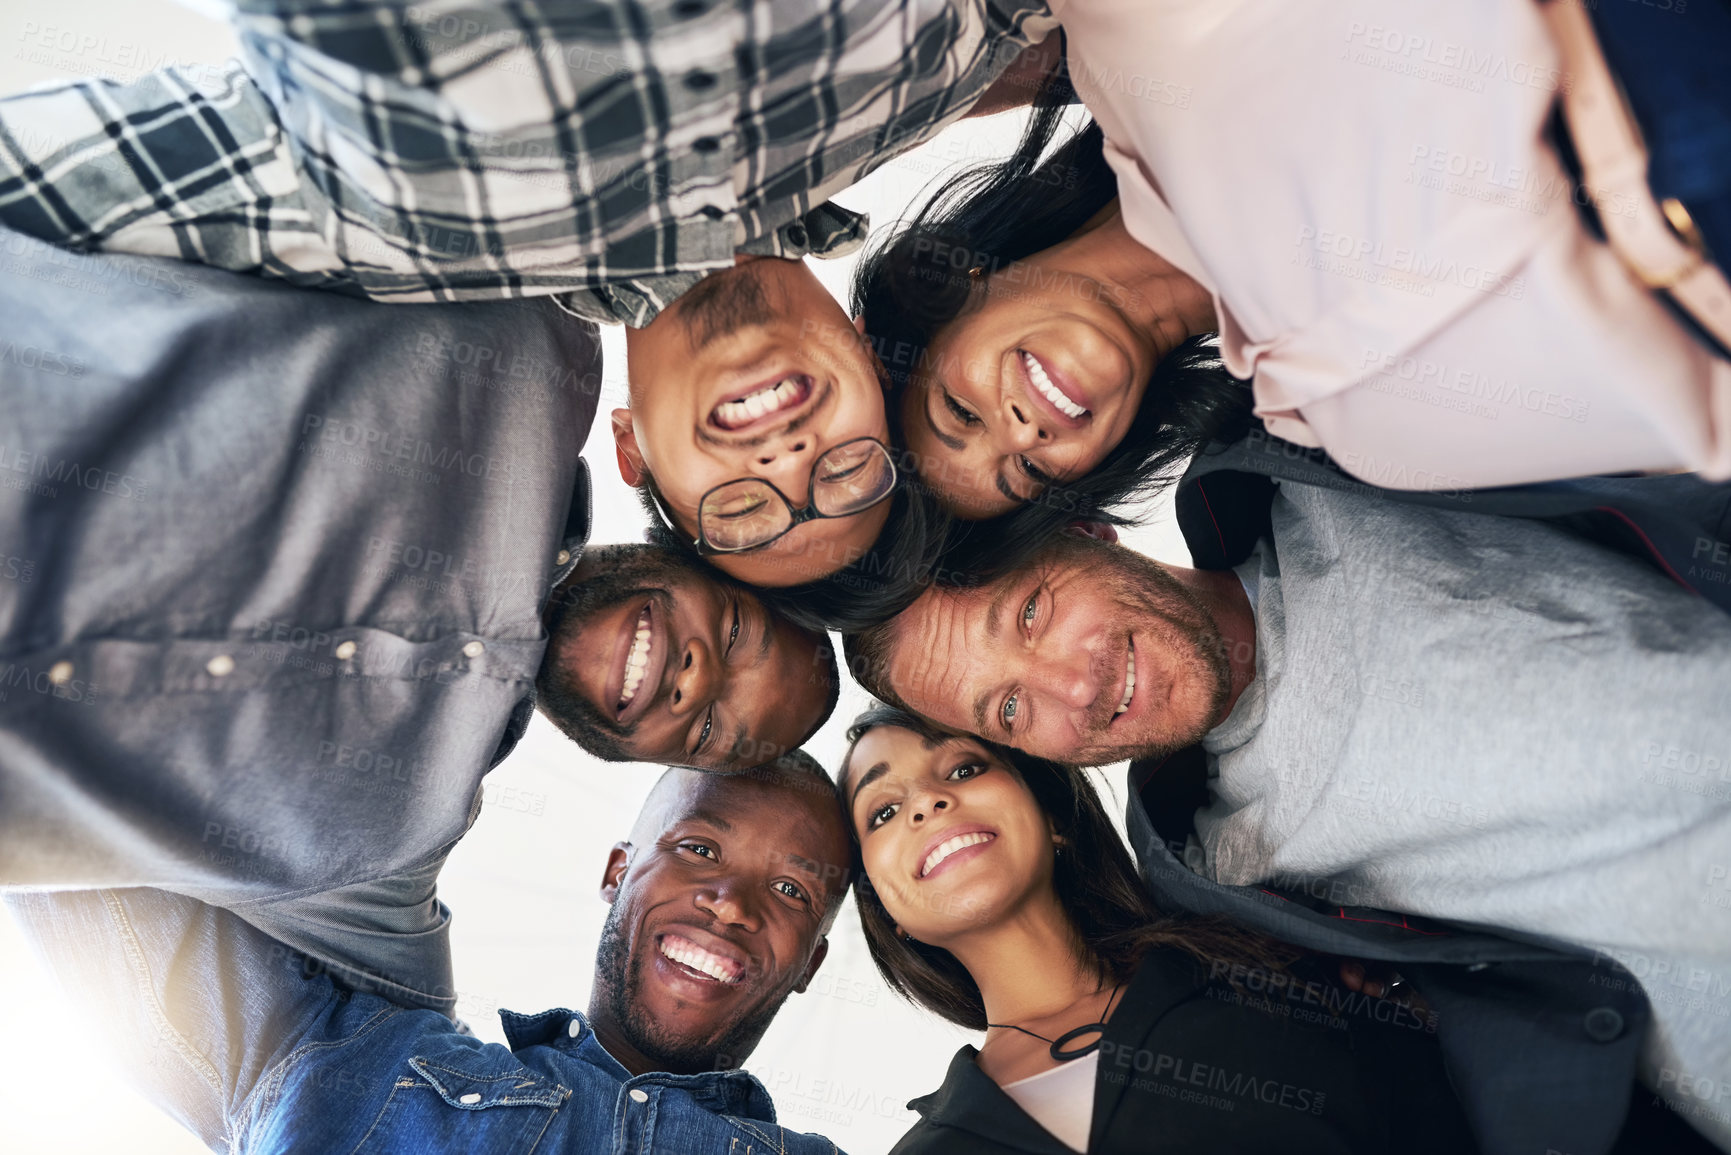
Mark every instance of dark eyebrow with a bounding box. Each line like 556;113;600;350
755;603;772;660
921;388;966;452
849;760;890;811
995;471;1024;503
684;809;735;832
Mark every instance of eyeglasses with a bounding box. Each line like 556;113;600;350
650;437;899;555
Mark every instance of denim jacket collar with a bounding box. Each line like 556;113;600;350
498;1008;780;1122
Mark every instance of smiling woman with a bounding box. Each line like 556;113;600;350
834;708;1478;1155
853;85;1252;582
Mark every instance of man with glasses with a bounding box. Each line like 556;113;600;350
0;1;1060;598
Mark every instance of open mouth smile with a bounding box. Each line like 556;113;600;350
1115;639;1136;718
709;374;814;432
658;933;746;984
918;827;997;879
1021;350;1089;422
611;600;668;725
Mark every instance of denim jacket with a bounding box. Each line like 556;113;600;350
244;1002;842;1155
8;888;845;1155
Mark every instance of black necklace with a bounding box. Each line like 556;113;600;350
986;983;1124;1063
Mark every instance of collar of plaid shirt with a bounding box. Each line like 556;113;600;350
0;0;1057;327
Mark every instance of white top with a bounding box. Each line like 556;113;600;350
1046;0;1731;488
1000;1051;1100;1153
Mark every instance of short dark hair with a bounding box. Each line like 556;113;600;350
851;75;1253;583
838;706;1293;1030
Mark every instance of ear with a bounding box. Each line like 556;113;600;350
1063;519;1118;544
599;841;633;904
792;936;830;994
611;409;645;487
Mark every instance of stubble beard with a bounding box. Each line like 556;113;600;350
590;891;796;1076
1075;552;1232;766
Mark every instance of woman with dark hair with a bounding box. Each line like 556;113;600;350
836;706;1477;1154
854;94;1250;577
857;0;1731;558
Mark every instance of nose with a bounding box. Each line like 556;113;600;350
753;435;816;505
907;792;951;825
1025;648;1098;712
694;878;762;933
999;394;1050;454
670;640;722;717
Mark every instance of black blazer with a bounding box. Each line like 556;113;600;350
891;945;1476;1155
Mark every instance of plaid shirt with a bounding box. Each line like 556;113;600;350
0;0;1053;326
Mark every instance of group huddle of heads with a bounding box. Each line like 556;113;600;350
539;74;1257;784
538;73;1266;1077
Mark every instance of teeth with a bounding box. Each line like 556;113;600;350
1115;642;1136;717
921;831;994;878
714;378;805;428
618;608;652;709
1023;352;1086;419
659;936;744;983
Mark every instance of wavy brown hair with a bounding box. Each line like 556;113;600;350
838;707;1296;1031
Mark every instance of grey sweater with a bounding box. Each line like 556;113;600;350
1195;481;1731;1148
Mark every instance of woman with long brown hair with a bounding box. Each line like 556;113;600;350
837;705;1474;1153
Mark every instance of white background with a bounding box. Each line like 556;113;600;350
0;4;1189;1151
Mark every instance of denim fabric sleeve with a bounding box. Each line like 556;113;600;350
4;887;346;1150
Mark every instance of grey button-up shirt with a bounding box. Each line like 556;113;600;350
0;227;601;1011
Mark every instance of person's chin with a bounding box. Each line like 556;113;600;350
633;960;746;1044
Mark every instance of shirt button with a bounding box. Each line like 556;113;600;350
1583;1007;1625;1042
567;1017;581;1038
463;641;485;658
47;660;74;685
785;224;808;248
334;640;357;661
555;549;571;566
629;1088;649;1104
693;136;721;154
700;205;726;221
205;655;235;677
683;70;716;91
459;1092;482;1105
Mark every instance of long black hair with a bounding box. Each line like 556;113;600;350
852;71;1253;583
838;706;1293;1031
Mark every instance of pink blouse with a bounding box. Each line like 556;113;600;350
1046;0;1731;488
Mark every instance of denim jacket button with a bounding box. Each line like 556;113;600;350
629;1089;649;1103
459;1093;482;1104
567;1017;581;1038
